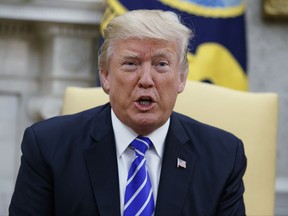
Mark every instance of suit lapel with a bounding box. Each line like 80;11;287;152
155;113;196;216
84;104;121;216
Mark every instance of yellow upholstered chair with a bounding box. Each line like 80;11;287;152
62;80;278;216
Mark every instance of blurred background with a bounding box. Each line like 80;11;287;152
0;0;287;215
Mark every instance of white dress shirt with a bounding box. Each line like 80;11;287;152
111;109;170;215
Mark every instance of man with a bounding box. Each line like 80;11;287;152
9;10;246;216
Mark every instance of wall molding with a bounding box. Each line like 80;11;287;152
0;0;104;24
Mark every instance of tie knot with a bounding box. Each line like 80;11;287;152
130;136;153;155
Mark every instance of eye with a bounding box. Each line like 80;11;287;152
121;61;138;71
155;60;170;72
158;61;168;67
125;61;136;66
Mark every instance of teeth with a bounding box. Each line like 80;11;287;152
139;100;151;106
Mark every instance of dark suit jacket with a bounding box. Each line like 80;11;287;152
9;103;246;216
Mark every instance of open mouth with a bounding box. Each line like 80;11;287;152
137;97;155;107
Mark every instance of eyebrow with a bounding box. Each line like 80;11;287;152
122;49;175;60
121;53;140;59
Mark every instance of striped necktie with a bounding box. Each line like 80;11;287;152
124;136;155;216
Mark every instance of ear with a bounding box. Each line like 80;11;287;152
100;69;110;94
178;72;188;93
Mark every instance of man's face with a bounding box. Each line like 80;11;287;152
100;38;187;135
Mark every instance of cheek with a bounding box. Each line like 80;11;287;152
109;74;136;101
157;79;179;103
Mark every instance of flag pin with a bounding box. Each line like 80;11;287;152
177;158;186;168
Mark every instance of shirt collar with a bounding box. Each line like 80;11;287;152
111;109;169;159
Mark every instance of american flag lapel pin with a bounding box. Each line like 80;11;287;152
177;158;187;168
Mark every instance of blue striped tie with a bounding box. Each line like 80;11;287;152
124;136;155;216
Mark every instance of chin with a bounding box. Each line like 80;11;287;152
131;115;164;133
132;113;159;124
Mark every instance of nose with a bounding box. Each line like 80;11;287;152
138;63;154;88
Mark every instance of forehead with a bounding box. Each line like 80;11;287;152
111;38;178;58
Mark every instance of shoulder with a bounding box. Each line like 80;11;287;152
171;112;244;154
19;104;112;167
172;112;237;139
170;112;246;182
30;103;110;133
24;104;111;148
